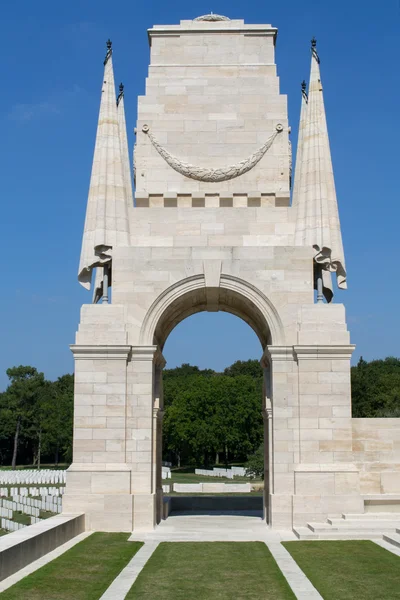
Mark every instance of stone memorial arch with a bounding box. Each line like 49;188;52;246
63;15;377;532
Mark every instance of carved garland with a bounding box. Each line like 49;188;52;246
142;124;283;183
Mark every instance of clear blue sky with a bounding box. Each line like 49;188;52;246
1;0;399;389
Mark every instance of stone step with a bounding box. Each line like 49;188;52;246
383;533;400;549
342;513;400;520
293;527;384;540
328;518;400;529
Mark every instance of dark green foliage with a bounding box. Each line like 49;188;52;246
163;362;263;467
224;359;263;379
351;356;400;417
245;443;264;479
0;367;74;467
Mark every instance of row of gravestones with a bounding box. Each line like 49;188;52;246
1;497;61;515
194;467;247;478
161;467;171;479
0;470;66;485
1;518;25;532
1;486;65;497
1;499;40;518
0;506;12;519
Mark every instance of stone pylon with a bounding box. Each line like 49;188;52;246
293;40;346;302
78;41;131;296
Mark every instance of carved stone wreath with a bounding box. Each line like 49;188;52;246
142;124;283;183
193;14;230;22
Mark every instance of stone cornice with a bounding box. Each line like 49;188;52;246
265;346;295;361
294;345;356;360
294;463;358;473
148;27;277;39
130;346;158;361
70;345;131;360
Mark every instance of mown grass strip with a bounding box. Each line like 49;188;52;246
283;540;400;600
0;533;143;600
127;541;296;599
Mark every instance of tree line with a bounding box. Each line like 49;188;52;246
0;357;398;468
0;366;73;468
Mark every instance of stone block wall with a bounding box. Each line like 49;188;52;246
135;19;290;199
352;419;400;494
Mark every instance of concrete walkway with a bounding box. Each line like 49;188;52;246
266;541;322;600
129;513;295;542
99;541;159;600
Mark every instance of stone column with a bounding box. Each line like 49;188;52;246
262;403;272;523
264;346;299;529
261;356;272;523
64;344;133;531
292;344;362;525
152;358;166;524
126;346;165;531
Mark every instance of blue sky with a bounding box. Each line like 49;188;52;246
1;0;399;389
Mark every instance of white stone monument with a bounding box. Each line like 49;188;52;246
63;15;400;532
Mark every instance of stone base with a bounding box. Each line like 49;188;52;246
63;463;155;532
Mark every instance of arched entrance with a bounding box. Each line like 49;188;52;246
139;274;285;526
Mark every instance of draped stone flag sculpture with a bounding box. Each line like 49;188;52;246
63;15;400;533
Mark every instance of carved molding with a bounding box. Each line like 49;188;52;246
193;14;230;22
142;124;283;182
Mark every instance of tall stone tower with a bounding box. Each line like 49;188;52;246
64;15;359;532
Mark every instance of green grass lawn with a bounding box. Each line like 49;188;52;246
12;511;31;526
283;540;400;600
39;510;56;520
127;542;296;600
0;533;143;600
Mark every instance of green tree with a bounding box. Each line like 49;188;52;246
224;359;263;379
351;356;400;417
245;444;264;479
46;374;74;464
4;366;45;468
163;371;263;467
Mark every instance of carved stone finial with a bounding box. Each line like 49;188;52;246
104;39;112;65
311;37;320;64
301;79;308;101
117;82;124;106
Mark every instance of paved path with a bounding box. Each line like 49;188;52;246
129;513;295;542
266;542;323;600
99;541;159;600
0;531;92;593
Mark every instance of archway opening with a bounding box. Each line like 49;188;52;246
146;281;277;524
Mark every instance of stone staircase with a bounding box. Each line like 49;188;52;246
293;513;400;547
